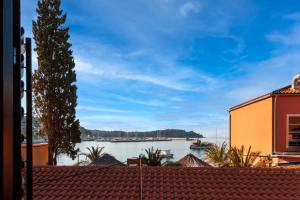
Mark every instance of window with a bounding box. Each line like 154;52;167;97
287;115;300;148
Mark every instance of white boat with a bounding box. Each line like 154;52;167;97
160;149;173;159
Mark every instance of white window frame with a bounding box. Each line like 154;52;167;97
286;114;300;149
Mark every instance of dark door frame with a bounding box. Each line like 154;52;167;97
1;0;22;199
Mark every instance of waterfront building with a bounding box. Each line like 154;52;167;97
21;143;48;166
229;74;300;164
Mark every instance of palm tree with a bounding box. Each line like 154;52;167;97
205;142;229;167
80;146;104;165
228;145;260;167
143;147;163;166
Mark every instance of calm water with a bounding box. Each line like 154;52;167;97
57;137;229;165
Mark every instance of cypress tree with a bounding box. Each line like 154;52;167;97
33;0;80;165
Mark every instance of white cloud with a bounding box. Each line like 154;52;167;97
75;59;95;73
179;2;201;17
75;58;217;92
226;21;300;106
168;96;185;102
125;50;145;57
283;12;300;20
112;95;165;107
226;86;269;103
22;0;252;135
226;51;300;104
79;114;156;131
266;25;300;46
77;106;130;113
75;59;188;90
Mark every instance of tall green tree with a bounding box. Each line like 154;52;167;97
33;0;80;165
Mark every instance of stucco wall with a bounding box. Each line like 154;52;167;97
230;97;273;154
21;143;48;166
275;95;300;152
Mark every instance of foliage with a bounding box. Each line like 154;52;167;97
32;0;80;165
80;146;104;165
227;145;260;167
205;143;261;167
142;147;163;166
205;142;230;167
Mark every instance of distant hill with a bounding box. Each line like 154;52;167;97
80;127;203;138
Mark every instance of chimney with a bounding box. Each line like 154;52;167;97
292;74;300;89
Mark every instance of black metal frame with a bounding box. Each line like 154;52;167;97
26;37;33;200
0;0;3;197
13;0;22;197
1;0;24;199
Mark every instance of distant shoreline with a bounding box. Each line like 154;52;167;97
81;137;202;142
80;127;204;139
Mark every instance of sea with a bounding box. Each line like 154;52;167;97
57;137;229;165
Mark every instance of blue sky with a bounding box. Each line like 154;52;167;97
22;0;300;136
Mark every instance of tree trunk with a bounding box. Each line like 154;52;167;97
53;150;57;166
48;146;53;165
53;156;57;166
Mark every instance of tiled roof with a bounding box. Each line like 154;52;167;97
272;85;300;94
176;153;212;167
90;153;125;166
33;166;300;200
230;85;300;111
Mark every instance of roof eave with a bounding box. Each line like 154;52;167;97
229;85;300;112
229;93;272;112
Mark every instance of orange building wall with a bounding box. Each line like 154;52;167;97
21;143;48;166
230;97;273;154
275;95;300;153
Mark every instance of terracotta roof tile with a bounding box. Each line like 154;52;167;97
89;153;125;166
176;153;212;167
272;85;300;94
32;166;300;200
230;85;300;111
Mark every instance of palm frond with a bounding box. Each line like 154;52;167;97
228;145;260;167
205;142;229;167
81;146;104;164
143;146;163;166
